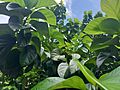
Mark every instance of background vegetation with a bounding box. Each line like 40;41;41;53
0;0;120;90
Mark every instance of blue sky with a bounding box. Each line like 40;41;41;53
65;0;101;19
0;0;101;23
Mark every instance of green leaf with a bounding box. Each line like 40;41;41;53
0;2;13;16
49;29;64;47
24;0;38;9
30;20;49;36
82;36;93;45
14;0;25;7
57;62;69;78
1;49;22;78
0;2;31;17
6;2;21;11
8;16;21;31
31;36;41;54
72;54;81;59
51;48;65;61
30;11;47;20
101;0;120;20
69;60;79;74
0;0;25;7
39;9;56;25
0;24;14;35
58;60;79;78
96;52;110;68
20;45;37;66
0;34;16;58
84;17;106;35
99;18;120;34
74;59;108;90
31;76;86;90
36;0;57;8
99;66;120;90
17;30;31;47
18;8;32;16
31;9;56;25
91;36;119;51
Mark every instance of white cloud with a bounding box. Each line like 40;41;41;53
55;0;62;4
64;0;73;17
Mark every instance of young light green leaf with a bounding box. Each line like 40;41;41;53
31;76;86;90
101;0;120;21
99;66;120;90
31;8;56;25
84;17;106;35
36;9;56;25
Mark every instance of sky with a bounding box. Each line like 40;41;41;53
65;0;101;19
0;0;101;23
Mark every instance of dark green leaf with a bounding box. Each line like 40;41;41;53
30;11;46;20
17;30;31;47
17;30;26;47
99;18;120;34
1;49;22;78
6;2;21;11
25;32;32;43
30;20;49;36
20;45;37;66
91;36;119;51
1;2;30;16
24;0;38;9
0;34;16;58
20;8;32;16
8;16;21;31
0;24;14;35
31;36;41;54
0;2;31;16
0;2;13;16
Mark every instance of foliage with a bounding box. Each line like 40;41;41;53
0;0;120;90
